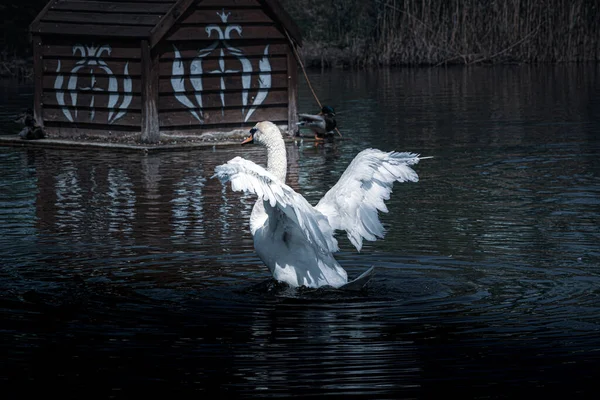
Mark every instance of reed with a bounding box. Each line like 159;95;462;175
281;0;600;67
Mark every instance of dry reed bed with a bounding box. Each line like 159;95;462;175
282;0;600;67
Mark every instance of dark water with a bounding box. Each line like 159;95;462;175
1;66;600;398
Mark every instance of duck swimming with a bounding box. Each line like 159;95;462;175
297;105;337;141
16;108;45;140
213;121;425;289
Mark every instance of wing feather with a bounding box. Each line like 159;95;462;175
213;157;338;253
315;149;421;251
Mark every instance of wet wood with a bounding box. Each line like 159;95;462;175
198;0;262;7
42;125;141;139
42;41;142;59
43;75;142;94
31;0;302;140
158;72;288;93
180;9;272;24
160;43;288;59
33;35;45;127
141;40;160;143
286;47;298;135
29;0;59;34
158;88;287;109
159;55;286;77
41;10;161;26
49;1;173;14
43;59;142;78
91;0;177;3
166;26;285;42
149;0;197;48
262;0;302;45
42;92;142;110
159;105;287;127
44;107;142;126
34;22;153;38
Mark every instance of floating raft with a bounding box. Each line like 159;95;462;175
0;132;347;153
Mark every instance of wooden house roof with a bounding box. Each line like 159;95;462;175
30;0;302;48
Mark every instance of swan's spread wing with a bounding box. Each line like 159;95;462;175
315;149;421;251
213;157;338;253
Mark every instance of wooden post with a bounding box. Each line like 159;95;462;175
287;47;298;137
141;40;160;143
32;34;44;127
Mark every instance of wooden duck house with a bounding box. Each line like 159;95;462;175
30;0;302;143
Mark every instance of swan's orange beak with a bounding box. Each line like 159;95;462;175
242;127;257;146
241;135;253;146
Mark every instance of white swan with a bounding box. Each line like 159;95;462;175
213;121;424;289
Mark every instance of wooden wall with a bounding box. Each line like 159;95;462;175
32;0;298;139
32;0;179;138
158;0;292;133
38;37;144;138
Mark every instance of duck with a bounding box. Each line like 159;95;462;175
213;121;425;289
297;105;337;141
16;108;45;140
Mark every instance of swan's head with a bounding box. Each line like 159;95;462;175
242;121;283;147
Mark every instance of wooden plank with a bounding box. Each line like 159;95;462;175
197;0;261;7
91;0;176;3
43;75;142;94
158;71;288;93
34;22;152;38
29;0;59;34
149;0;197;49
49;1;172;14
42;42;141;59
43;125;141;138
140;40;160;143
42;92;142;110
166;26;285;41
159;55;286;77
32;35;45;127
160;43;288;59
159;105;288;127
43;59;142;78
41;10;161;26
180;8;273;24
44;107;142;126
160;124;286;136
286;47;297;136
158;88;287;109
262;0;302;45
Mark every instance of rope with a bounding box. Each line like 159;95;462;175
284;29;343;138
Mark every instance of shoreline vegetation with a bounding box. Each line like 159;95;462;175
1;0;599;79
286;0;599;68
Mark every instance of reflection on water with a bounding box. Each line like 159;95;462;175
2;66;600;398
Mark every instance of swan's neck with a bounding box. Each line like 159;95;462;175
265;138;287;183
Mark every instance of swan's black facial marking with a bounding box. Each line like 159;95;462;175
242;127;258;145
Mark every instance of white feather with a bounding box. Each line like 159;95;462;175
213;122;425;288
315;149;421;251
214;157;338;254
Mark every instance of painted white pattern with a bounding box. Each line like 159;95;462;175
171;9;272;123
54;44;132;124
245;45;271;122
